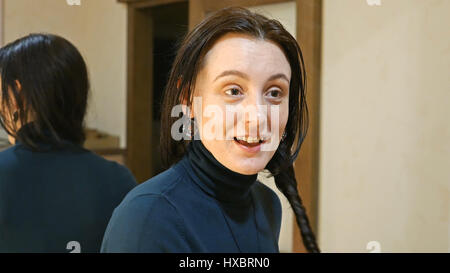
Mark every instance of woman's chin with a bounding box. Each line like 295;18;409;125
226;158;268;175
203;139;272;175
232;167;260;175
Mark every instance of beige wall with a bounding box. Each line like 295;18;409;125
319;0;450;252
3;0;128;147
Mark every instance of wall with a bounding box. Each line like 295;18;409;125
319;0;450;252
3;0;128;147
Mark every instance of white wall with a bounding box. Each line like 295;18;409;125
319;0;450;252
3;0;128;147
82;0;127;148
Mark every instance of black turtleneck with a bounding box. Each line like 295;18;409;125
187;139;257;204
101;139;282;253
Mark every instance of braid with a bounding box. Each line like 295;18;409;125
273;165;320;253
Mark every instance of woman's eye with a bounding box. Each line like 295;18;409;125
225;88;243;97
266;89;282;98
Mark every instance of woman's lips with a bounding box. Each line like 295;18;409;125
233;137;267;153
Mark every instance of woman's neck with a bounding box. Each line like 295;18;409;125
183;139;258;204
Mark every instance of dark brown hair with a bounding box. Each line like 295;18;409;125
0;33;89;149
160;7;320;253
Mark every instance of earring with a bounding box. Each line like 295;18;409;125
185;121;192;138
181;120;189;138
281;131;287;141
183;117;195;139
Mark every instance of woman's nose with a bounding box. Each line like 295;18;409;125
243;100;268;137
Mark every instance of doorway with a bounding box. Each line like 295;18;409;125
124;0;188;183
152;3;188;175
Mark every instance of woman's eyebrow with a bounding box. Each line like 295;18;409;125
214;70;249;82
213;70;290;83
267;73;290;83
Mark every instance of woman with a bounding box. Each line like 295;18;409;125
0;33;136;252
101;7;320;253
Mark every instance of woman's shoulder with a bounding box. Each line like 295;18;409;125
101;168;191;252
83;151;136;183
109;188;181;230
120;164;184;204
0;142;131;173
0;143;137;192
0;145;20;171
0;144;29;176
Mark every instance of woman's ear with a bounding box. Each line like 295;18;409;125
181;95;194;119
0;81;21;142
7;80;25;125
8;80;22;112
15;80;22;91
178;80;194;119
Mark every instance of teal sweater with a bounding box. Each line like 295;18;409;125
0;139;136;253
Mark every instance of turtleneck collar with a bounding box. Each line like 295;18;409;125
180;139;258;205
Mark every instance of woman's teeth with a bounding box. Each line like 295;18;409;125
234;136;265;144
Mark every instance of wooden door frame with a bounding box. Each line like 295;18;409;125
188;0;289;30
118;0;187;183
119;0;155;182
119;0;322;253
118;0;186;9
294;0;322;253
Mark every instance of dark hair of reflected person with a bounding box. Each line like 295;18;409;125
0;33;89;150
160;7;320;253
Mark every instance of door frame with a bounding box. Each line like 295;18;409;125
120;3;154;182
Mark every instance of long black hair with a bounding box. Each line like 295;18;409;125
160;7;320;253
0;33;89;149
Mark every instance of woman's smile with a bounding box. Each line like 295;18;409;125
233;136;267;153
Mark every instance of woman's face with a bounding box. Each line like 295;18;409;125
191;33;291;175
